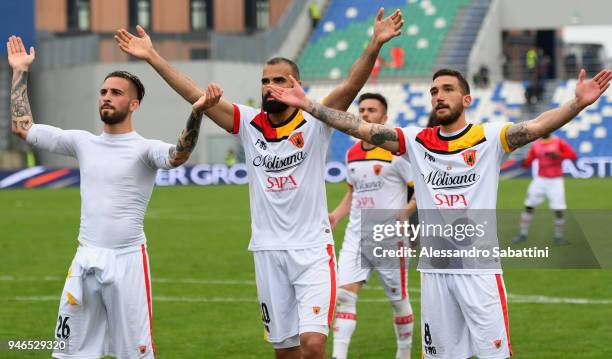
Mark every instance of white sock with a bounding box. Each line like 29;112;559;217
332;288;358;359
520;210;533;236
391;298;414;359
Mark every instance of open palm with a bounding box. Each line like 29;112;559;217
575;69;612;108
7;36;35;71
115;25;154;60
268;76;309;110
372;8;404;45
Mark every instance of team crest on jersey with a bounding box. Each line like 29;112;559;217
462;149;477;167
312;306;321;314
493;339;502;349
373;164;383;176
289;132;305;148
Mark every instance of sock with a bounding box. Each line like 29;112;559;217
332;288;358;359
520;210;533;236
391;298;414;359
554;215;565;239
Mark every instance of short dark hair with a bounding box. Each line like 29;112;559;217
432;68;470;95
104;70;145;102
265;57;300;80
358;93;388;112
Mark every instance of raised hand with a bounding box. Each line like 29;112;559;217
268;75;310;111
574;69;612;109
115;25;155;61
372;8;404;45
193;83;224;114
7;36;35;71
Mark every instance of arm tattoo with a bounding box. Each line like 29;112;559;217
10;71;33;135
310;102;360;136
505;121;535;149
169;110;203;166
370;124;398;146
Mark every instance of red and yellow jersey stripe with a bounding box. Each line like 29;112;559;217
249;109;307;142
347;142;393;163
415;124;486;154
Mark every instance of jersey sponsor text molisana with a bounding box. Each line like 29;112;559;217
252;151;308;172
422;169;480;190
352;179;384;193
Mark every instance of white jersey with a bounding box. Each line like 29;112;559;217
26;124;174;249
231;104;334;251
345;142;413;237
395;122;513;274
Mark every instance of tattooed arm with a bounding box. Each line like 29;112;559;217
168;83;223;167
506;69;611;150
7;36;36;140
308;102;401;152
268;76;401;153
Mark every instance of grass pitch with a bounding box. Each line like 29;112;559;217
1;178;611;358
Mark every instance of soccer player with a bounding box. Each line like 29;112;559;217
328;93;416;359
267;67;611;358
114;8;404;359
7;35;221;359
513;133;577;244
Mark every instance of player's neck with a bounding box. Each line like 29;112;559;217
267;106;298;125
103;118;134;134
440;116;468;135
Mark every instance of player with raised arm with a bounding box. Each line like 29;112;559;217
8;35;221;359
513;133;577;245
328;93;416;359
114;8;403;359
268;68;611;359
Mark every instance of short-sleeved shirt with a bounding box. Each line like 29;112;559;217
395;122;513;274
345;142;413;237
231;104;334;251
27;124;174;249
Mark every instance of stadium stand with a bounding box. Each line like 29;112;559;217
298;0;472;80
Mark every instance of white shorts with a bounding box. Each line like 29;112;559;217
524;177;566;210
53;244;155;359
253;244;337;345
420;273;512;359
337;232;408;301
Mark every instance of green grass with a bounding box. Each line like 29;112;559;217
1;178;611;358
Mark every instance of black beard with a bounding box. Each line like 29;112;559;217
434;105;462;126
262;99;289;114
99;108;128;125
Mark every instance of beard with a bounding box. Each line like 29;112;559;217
262;95;289;114
433;103;463;126
99;107;128;125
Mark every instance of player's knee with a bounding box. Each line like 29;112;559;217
336;288;357;310
554;210;564;219
525;206;534;213
300;333;327;359
391;298;413;317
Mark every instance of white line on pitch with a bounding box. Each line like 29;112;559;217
3;276;612;305
8;295;612;305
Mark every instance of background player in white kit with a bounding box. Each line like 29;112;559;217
267;68;611;359
8;35;221;358
113;8;404;359
328;93;416;359
513;133;577;244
